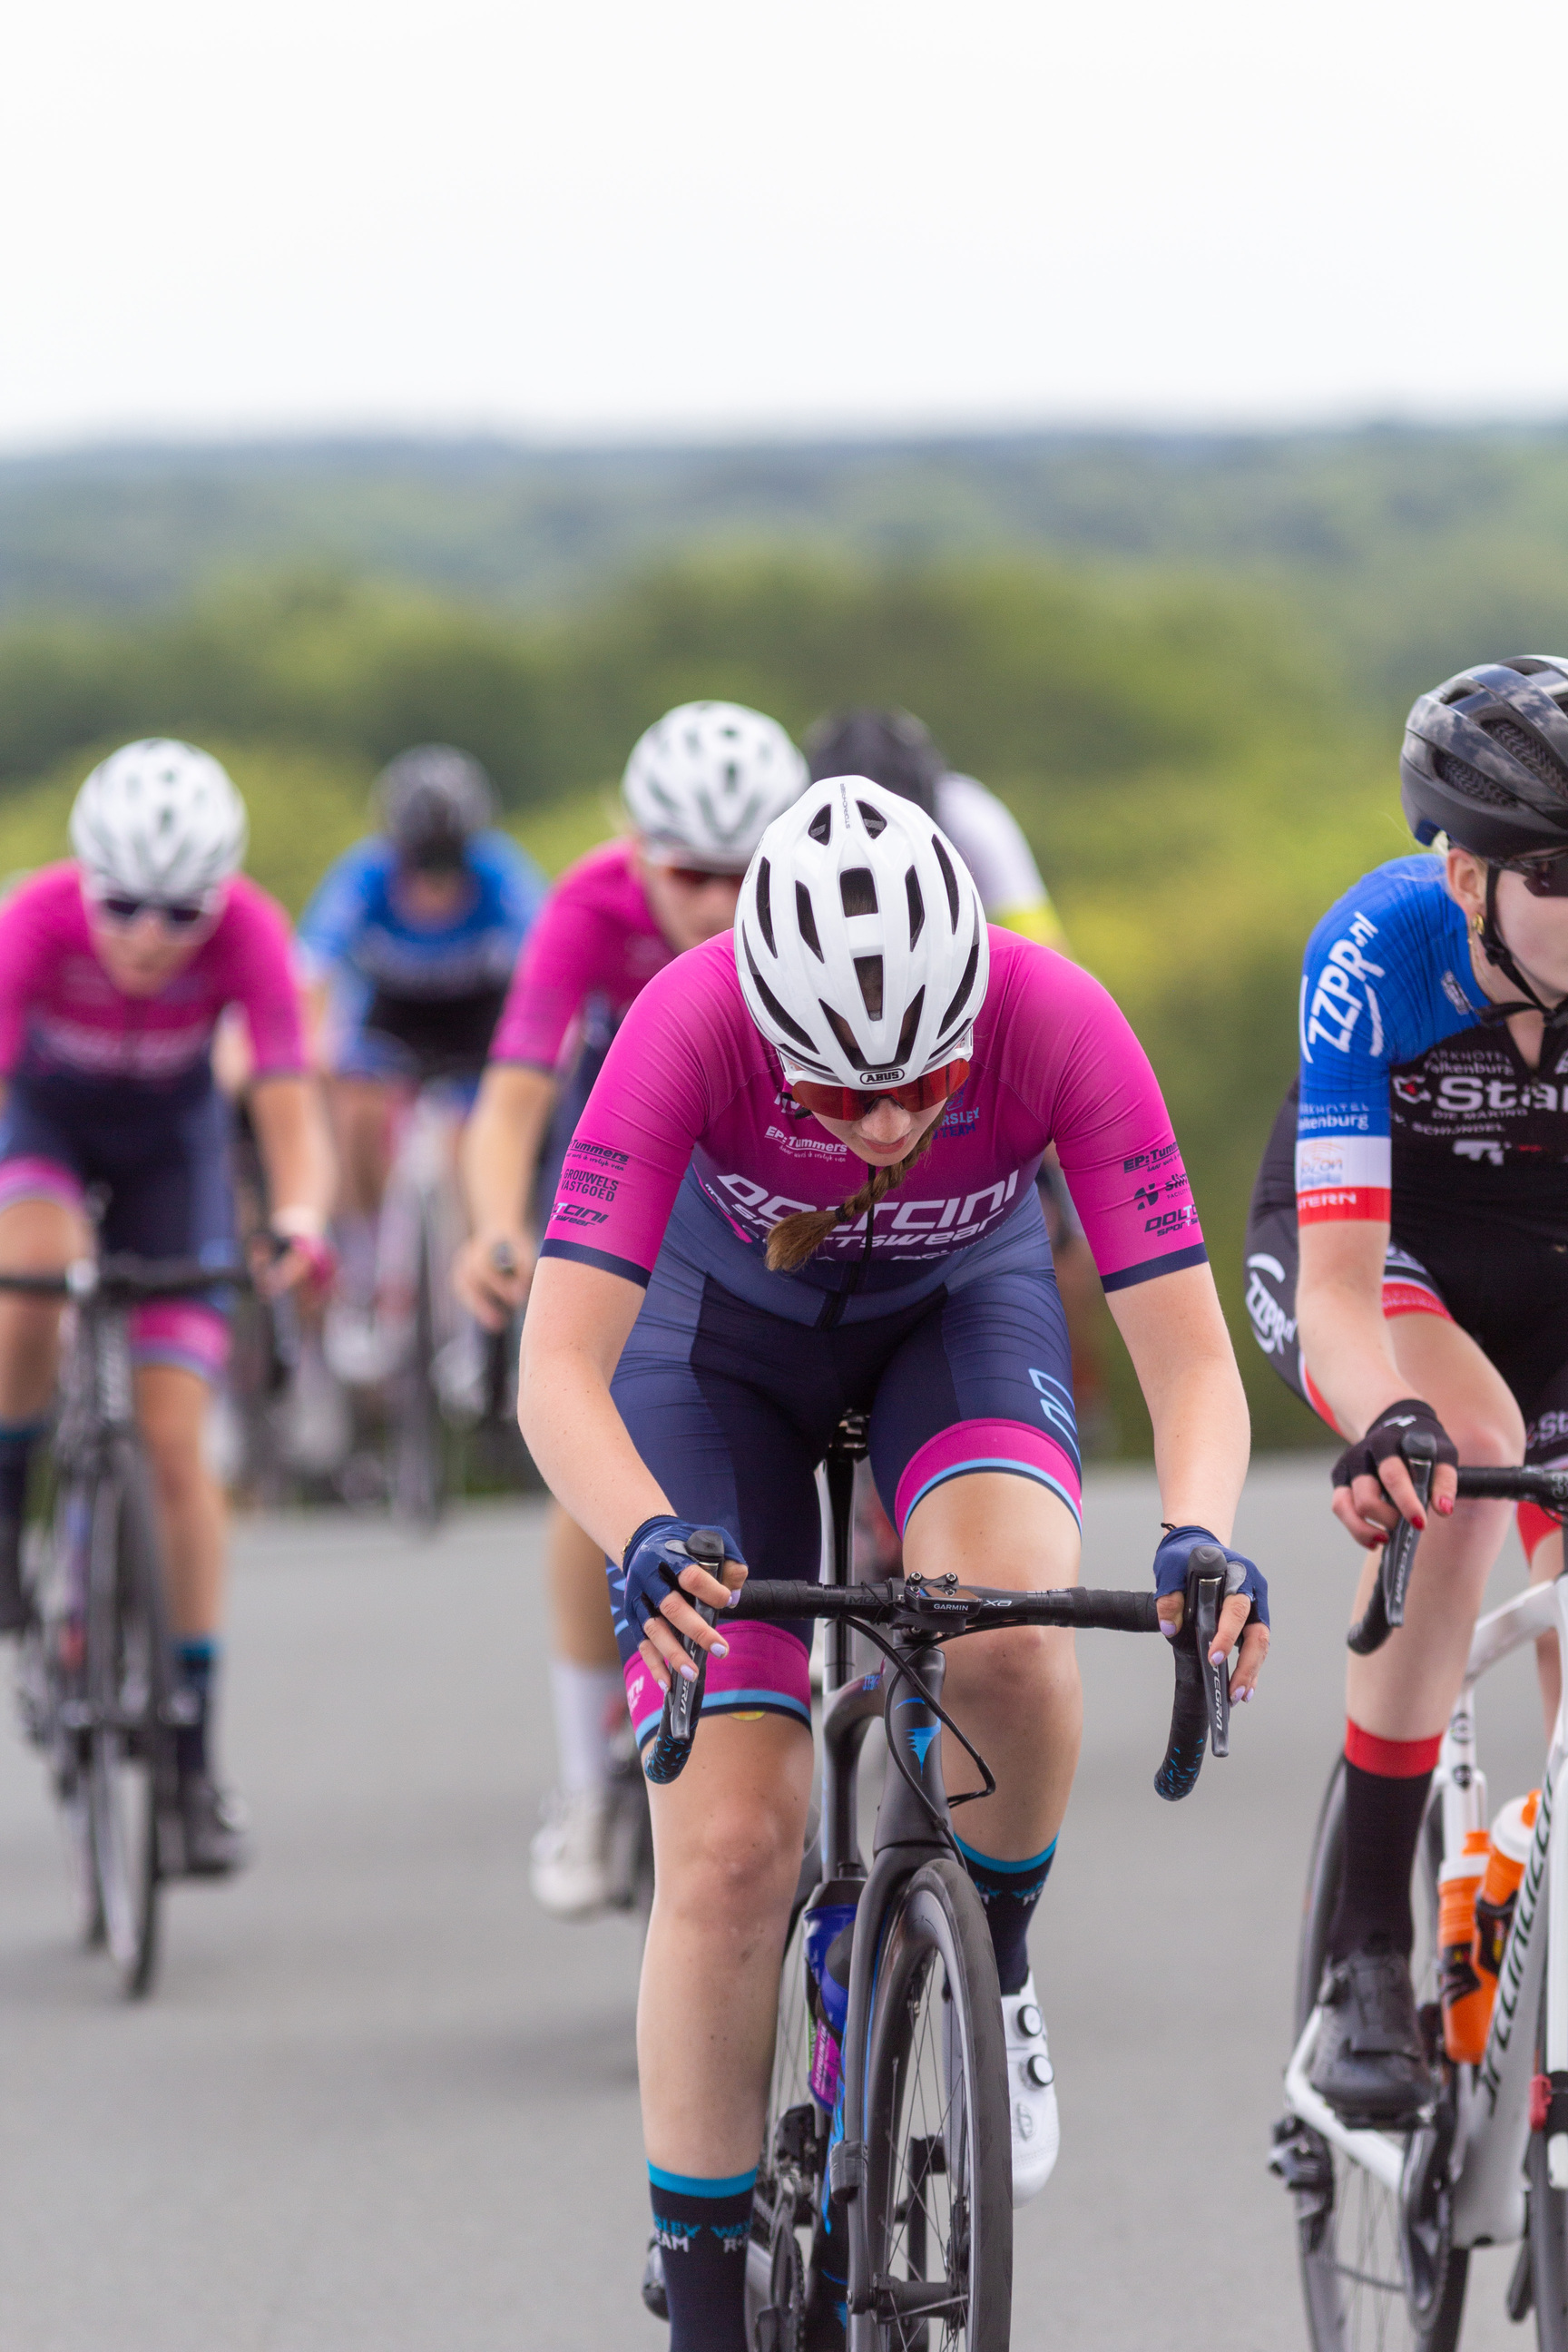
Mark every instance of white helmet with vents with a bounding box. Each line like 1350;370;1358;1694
71;739;249;902
735;776;990;1085
622;701;808;871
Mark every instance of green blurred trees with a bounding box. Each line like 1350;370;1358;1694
0;551;1413;1456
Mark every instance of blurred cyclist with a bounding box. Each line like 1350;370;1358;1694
806;709;1111;1485
0;740;331;1872
454;701;808;1916
298;745;544;1385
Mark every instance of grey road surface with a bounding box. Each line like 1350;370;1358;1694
0;1459;1552;2351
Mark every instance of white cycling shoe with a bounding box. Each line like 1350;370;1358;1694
529;1787;613;1919
1003;1971;1059;2205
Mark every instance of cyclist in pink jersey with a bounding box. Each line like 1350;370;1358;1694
454;701;808;1917
0;741;331;1874
520;779;1267;2348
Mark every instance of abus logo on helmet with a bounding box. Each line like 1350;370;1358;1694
866;1067;906;1083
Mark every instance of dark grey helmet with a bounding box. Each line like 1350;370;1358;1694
1401;659;1568;859
803;709;946;819
377;745;495;868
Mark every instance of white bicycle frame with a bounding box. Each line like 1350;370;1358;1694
375;1083;466;1353
1282;1573;1568;2245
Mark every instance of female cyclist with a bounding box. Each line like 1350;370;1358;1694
520;776;1267;2348
1244;656;1568;2124
0;740;330;1873
454;701;807;1917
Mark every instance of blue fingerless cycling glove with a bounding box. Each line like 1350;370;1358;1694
616;1514;745;1642
1152;1523;1269;1631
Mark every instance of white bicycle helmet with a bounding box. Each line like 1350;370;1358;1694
622;701;808;871
71;739;249;902
736;776;990;1084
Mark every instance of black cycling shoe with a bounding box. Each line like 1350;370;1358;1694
640;2238;668;2320
179;1773;251;1877
0;1513;28;1635
1309;1947;1436;2125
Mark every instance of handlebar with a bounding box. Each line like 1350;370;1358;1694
0;1252;251;1302
641;1534;1235;1805
1348;1444;1568;1656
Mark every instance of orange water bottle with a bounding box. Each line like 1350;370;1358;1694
1471;1791;1541;2036
1439;1831;1491;2063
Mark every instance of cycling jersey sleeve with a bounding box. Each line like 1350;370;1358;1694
538;949;725;1283
0;872;52;1074
296;842;380;979
217;879;308;1076
1295;856;1473;1225
997;946;1206;1290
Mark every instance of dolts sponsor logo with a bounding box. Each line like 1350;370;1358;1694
1142;1201;1200;1237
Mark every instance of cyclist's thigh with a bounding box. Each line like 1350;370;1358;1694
0;1091;93;1330
867;1250;1081;1562
611;1254;829;1757
103;1086;237;1387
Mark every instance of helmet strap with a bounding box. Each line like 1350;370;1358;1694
1475;864;1568;1047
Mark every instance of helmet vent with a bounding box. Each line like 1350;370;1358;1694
939;933;981;1034
855;956;884;1020
931;835;960;927
821;1003;871;1072
1485;717;1568;796
744;939;817;1052
840;867;877;917
857;801;887;838
897;989;925;1062
808;807;833;846
905;867;925;947
795;881;822;962
755;859;775;956
1434;750;1522;809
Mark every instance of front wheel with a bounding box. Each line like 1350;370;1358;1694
1527;1970;1568;2348
857;1857;1012;2351
1284;1759;1466;2352
85;1452;172;1998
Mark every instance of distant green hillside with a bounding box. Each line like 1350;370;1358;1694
0;547;1405;1455
6;424;1568;705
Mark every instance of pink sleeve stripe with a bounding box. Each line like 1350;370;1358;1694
895;1419;1082;1537
1099;1240;1208;1293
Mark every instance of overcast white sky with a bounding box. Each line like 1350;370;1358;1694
2;0;1563;451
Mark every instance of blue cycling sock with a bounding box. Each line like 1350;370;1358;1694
956;1834;1058;1995
174;1638;218;1778
649;2165;754;2352
0;1418;45;1523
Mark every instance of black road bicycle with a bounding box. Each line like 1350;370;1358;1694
9;1240;245;1999
645;1413;1232;2352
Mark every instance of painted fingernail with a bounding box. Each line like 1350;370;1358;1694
727;1591;740;1608
678;1661;698;1681
710;1638;730;1658
1436;1495;1454;1516
1209;1646;1227;1664
1160;1621;1178;1640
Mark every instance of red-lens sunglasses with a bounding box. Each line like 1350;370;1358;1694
786;1058;970;1122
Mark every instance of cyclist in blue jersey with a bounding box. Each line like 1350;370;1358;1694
298;746;544;1380
1245;657;1568;2123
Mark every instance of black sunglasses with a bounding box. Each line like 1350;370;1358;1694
97;894;211;929
1499;852;1568;900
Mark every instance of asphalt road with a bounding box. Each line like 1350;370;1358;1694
0;1458;1553;2352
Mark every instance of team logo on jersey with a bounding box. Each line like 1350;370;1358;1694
1301;911;1386;1061
1244;1253;1296;1357
554;1200;609;1226
1122;1140;1181;1175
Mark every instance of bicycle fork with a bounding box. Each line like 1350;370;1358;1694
832;1637;955;2334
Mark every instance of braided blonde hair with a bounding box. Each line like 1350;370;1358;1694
765;1120;943;1274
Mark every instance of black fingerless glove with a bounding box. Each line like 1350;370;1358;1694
1330;1397;1457;1494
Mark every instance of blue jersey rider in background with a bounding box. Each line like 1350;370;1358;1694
297;746;544;1386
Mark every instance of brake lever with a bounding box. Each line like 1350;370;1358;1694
1190;1546;1230;1761
1347;1427;1436;1655
642;1525;726;1785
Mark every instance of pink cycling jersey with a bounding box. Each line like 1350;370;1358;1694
542;927;1204;1292
488;839;671;1073
0;864;305;1085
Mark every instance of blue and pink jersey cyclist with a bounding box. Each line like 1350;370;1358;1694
1246;656;1568;2128
519;772;1264;2352
539;920;1207;1752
